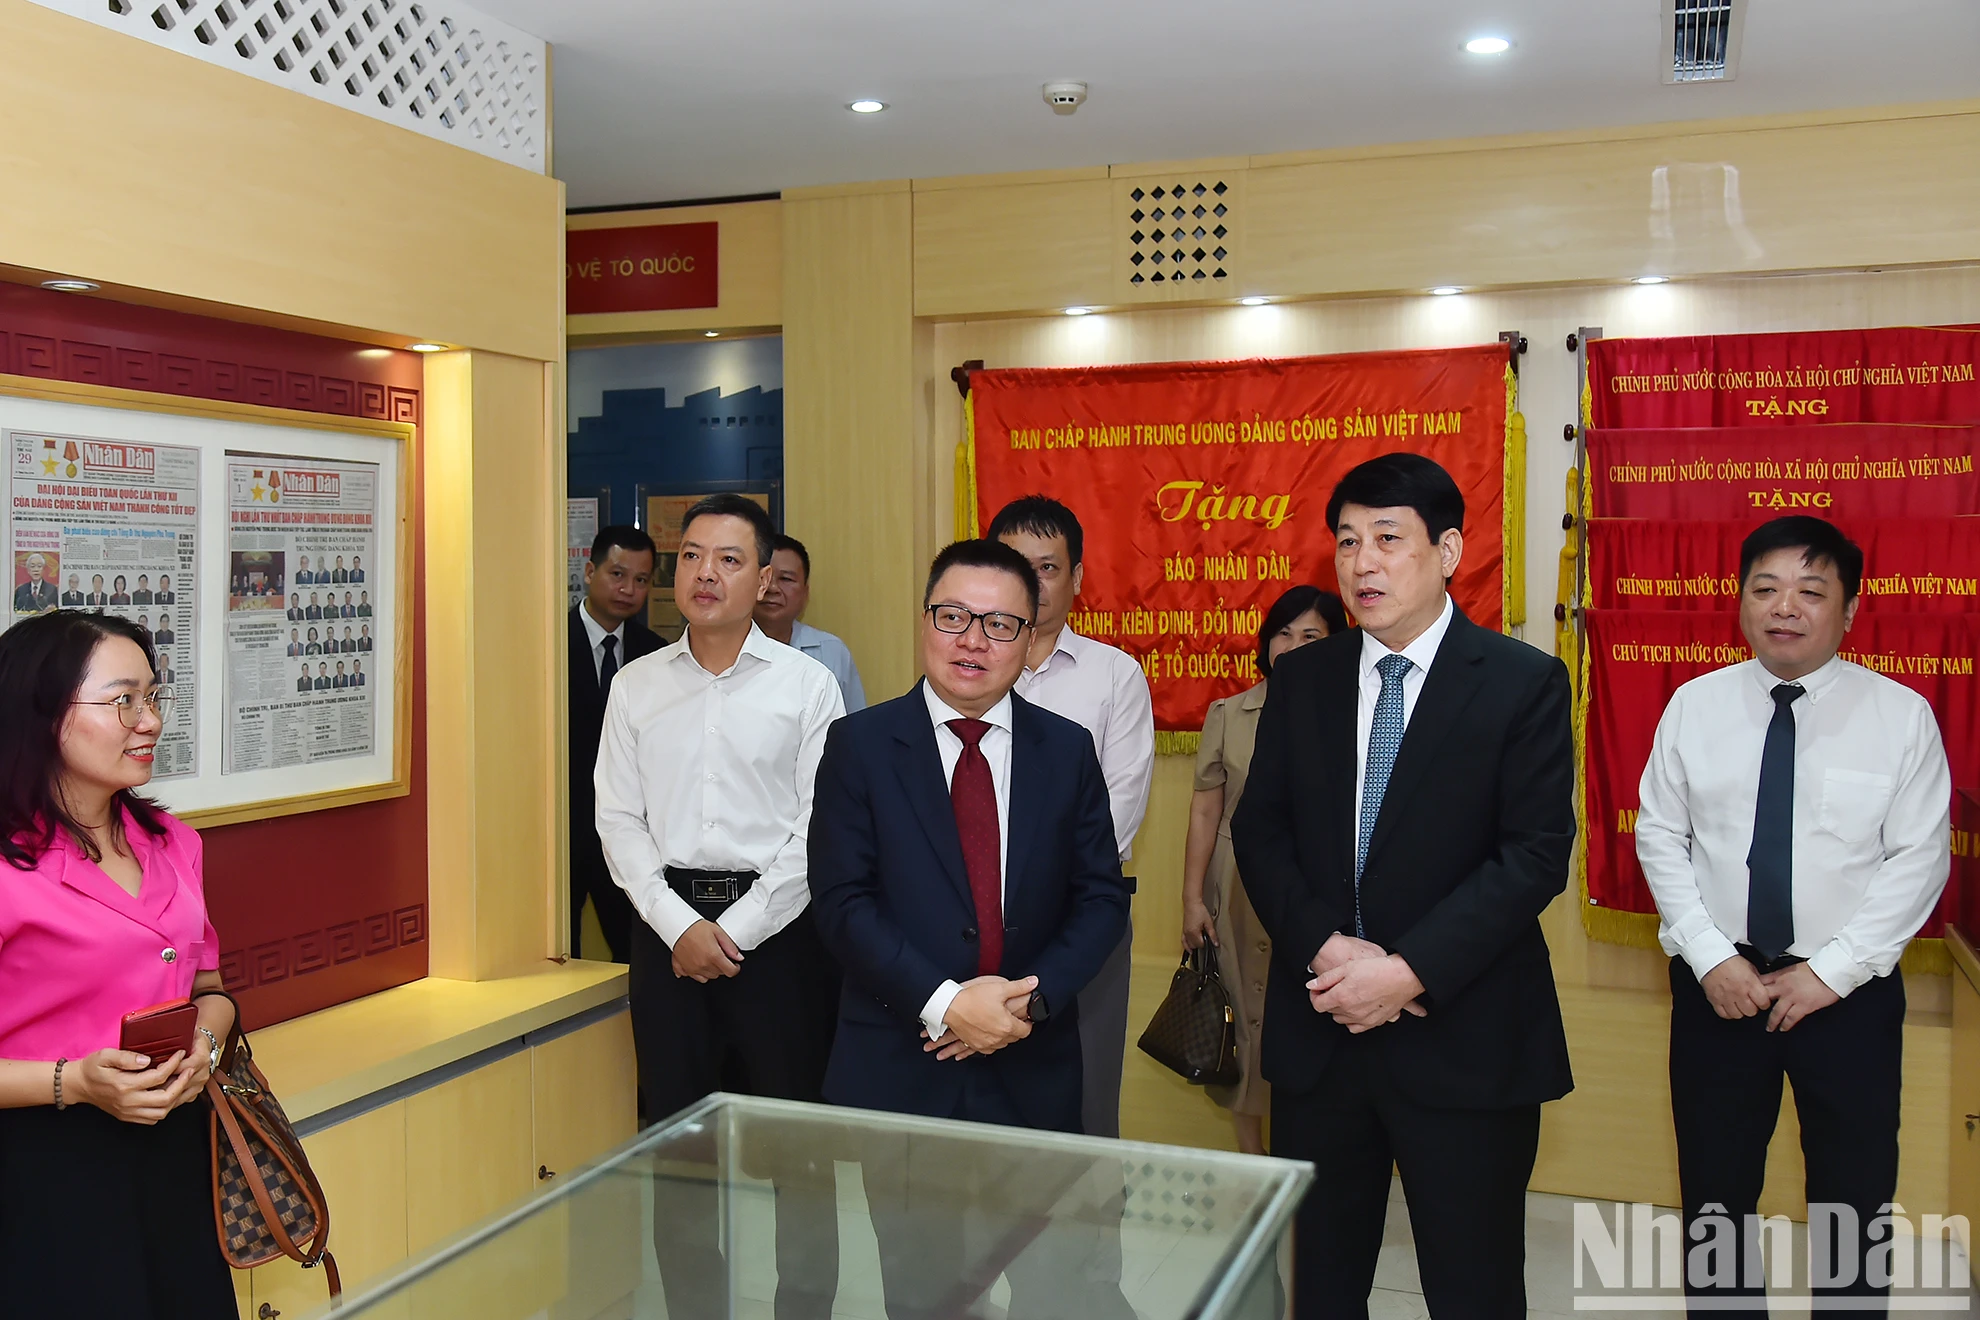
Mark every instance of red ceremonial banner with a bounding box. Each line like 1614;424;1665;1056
1587;327;1980;428
1586;425;1980;520
968;346;1513;734
566;222;720;315
1582;609;1978;937
1586;518;1980;613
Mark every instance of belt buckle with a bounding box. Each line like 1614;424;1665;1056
691;877;733;903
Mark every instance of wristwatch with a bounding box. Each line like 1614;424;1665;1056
197;1026;221;1076
1025;989;1050;1024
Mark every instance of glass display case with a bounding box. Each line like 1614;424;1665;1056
313;1092;1311;1320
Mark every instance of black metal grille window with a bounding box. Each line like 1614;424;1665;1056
1127;181;1231;287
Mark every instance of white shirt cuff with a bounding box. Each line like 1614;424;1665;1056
647;889;703;948
921;979;963;1041
1676;927;1743;985
1805;942;1873;999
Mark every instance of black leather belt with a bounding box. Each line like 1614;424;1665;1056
664;866;758;909
1736;943;1806;975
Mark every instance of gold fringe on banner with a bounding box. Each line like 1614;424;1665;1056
1156;730;1201;758
1504;366;1527;629
1580;377;1594;431
1554;468;1582;685
954;392;981;539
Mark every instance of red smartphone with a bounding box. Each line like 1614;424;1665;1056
120;999;199;1062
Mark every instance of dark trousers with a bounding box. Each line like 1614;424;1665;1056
1669;957;1904;1314
1272;1039;1541;1320
570;856;636;963
861;1068;1136;1320
631;911;842;1320
0;1101;238;1320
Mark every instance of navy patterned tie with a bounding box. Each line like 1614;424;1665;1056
1357;653;1413;936
1746;682;1805;960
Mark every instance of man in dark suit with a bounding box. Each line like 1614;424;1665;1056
351;660;366;688
297;664;313;694
60;574;85;607
358;625;373;653
810;538;1133;1320
313;662;331;691
332;555;349;584
305;592;323;621
85;574;108;608
357;591;373;618
569;524;661;962
295;555;314;585
287;593;304;621
341;591;357;619
156;574;175;605
133;574;153;605
286;628;305;658
350;555;365;584
1233;454;1575;1320
333;662;349;689
14;555;56;613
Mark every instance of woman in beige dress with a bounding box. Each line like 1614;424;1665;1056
1181;584;1348;1153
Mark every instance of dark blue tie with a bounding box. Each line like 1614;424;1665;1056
1746;682;1805;960
1357;653;1413;937
598;633;619;702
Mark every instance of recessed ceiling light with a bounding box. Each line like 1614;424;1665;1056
40;278;99;293
1465;36;1511;55
703;330;720;338
847;100;887;114
1632;275;1670;285
1238;296;1271;306
405;342;448;353
1429;286;1463;297
1065;306;1094;316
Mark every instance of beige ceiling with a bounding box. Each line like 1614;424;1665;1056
467;0;1980;209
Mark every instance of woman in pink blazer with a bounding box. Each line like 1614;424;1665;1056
0;611;238;1319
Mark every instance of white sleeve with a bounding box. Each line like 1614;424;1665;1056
716;672;847;950
595;685;701;948
1100;656;1156;861
1805;701;1953;996
1635;691;1741;981
920;980;963;1040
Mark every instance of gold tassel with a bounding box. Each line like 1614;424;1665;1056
1503;364;1527;629
1155;730;1201;758
954;392;981;540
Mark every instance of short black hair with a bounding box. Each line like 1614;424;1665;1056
589;524;656;566
1256;586;1351;678
923;539;1042;619
681;494;776;567
1325;453;1465;543
1739;516;1864;603
771;534;811;580
987;495;1085;569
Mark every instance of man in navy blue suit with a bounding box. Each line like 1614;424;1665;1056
809;538;1132;1320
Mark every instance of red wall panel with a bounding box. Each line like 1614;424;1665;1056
0;282;428;1028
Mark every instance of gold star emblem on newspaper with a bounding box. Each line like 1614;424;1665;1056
251;483;266;501
41;456;58;474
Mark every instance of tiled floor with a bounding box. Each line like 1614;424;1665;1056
621;1171;1979;1319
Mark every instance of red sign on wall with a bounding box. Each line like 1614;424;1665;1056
566;222;719;315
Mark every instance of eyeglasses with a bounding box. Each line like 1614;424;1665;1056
73;688;175;729
925;605;1032;644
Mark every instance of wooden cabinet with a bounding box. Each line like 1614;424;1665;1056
231;1005;635;1318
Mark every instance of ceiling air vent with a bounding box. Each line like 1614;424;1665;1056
1662;0;1744;83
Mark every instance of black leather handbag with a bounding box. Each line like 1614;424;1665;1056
1137;944;1240;1086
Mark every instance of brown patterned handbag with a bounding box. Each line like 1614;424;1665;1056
1136;944;1241;1087
200;991;342;1298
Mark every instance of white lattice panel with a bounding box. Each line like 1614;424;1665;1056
27;0;547;172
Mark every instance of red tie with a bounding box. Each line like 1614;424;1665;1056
947;718;1003;976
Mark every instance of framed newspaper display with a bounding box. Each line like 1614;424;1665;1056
1;374;413;827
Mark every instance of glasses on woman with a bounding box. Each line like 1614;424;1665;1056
72;688;175;729
925;605;1032;644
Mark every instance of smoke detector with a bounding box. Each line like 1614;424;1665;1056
1042;82;1088;116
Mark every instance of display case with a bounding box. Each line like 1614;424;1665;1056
310;1092;1312;1320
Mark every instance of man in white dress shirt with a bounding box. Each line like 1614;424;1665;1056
990;495;1154;1139
1637;516;1951;1313
595;493;845;1320
755;533;867;713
